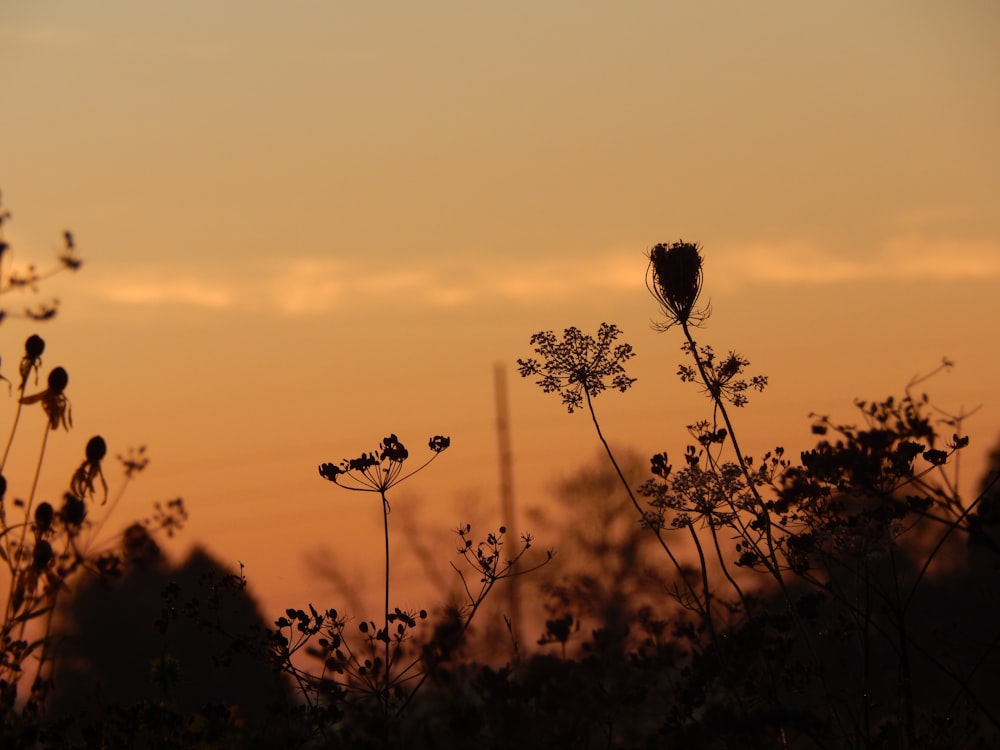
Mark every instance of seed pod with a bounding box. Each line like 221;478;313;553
32;540;54;570
86;436;107;463
48;367;69;394
35;502;54;534
647;241;708;328
25;335;45;359
60;492;87;527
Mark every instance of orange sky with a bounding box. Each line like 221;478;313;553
2;1;998;621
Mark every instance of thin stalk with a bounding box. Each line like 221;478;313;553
680;323;783;579
677;322;857;740
888;544;916;746
708;522;751;614
861;561;872;748
686;522;715;637
381;488;390;716
0;399;25;471
582;386;707;623
29;534;72;693
5;425;51;622
902;475;998;615
83;476;133;556
394;542;550;718
0;390;30;566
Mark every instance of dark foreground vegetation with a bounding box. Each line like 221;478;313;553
1;194;997;748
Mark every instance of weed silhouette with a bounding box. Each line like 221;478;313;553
2;191;996;748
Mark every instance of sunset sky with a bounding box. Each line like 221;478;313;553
2;1;998;619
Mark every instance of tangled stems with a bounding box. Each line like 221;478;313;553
648;241;780;579
518;325;710;630
582;385;713;632
679;325;782;576
393;524;551;718
0;335;46;473
318;434;449;713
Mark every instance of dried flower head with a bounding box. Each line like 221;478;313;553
60;230;82;271
32;539;54;570
34;501;54;535
25;334;45;360
517;323;636;413
59;492;87;530
118;445;150;478
319;433;450;505
17;334;46;392
71;435;109;503
647;241;709;330
20;365;71;430
677;344;768;408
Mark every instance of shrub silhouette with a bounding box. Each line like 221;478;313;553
47;528;294;747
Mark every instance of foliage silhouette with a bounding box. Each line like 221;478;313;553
508;240;998;748
2;192;996;749
47;534;294;747
0;192;81;324
0;193;196;747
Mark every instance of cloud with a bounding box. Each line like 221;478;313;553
708;236;1000;290
85;276;236;310
81;235;1000;316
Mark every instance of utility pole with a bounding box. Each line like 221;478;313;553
494;361;522;649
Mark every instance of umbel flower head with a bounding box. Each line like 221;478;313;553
318;434;450;507
517;323;636;413
647;240;709;330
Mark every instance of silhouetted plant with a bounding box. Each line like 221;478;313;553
0;194;190;747
315;434;449;717
0;191;81;324
517;239;998;749
4;183;995;749
240;433;552;747
47;540;294;748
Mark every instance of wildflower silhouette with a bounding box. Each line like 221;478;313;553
518;324;705;624
70;436;108;505
20;366;71;431
318;434;449;717
516;323;636;413
19;335;46;390
1;335;48;471
0;192;82;323
646;240;709;330
318;433;450;510
677;345;768;408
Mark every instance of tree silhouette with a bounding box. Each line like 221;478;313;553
47;525;295;746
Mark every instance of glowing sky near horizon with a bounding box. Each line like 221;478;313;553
1;0;998;618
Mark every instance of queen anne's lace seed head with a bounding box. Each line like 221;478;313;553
647;241;709;330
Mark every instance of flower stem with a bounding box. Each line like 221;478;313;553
680;323;783;579
381;488;390;715
583;386;710;630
